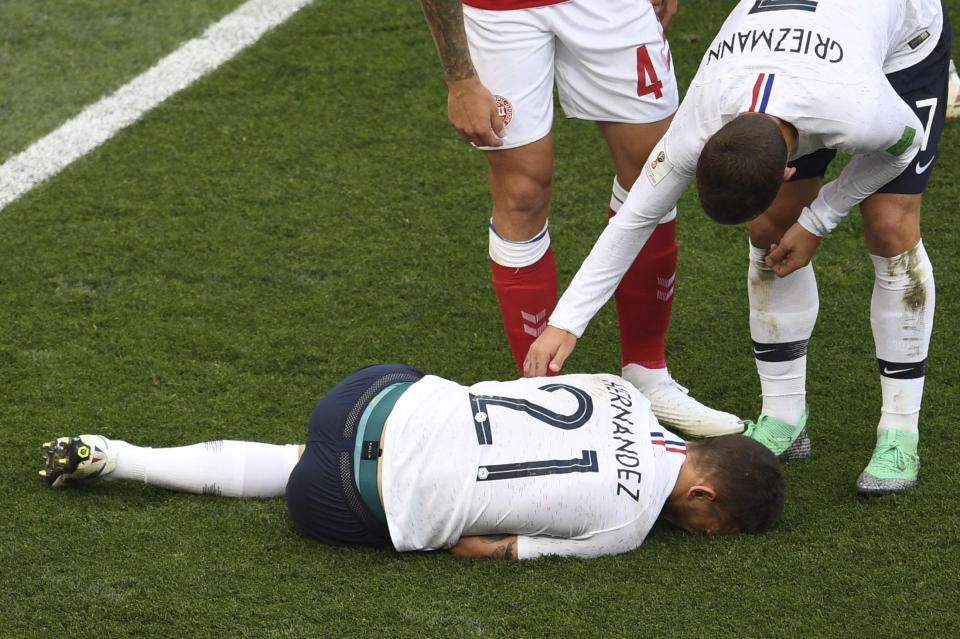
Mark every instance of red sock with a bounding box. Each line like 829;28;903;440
611;213;677;369
490;248;558;373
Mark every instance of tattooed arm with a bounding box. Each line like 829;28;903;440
450;534;518;560
419;0;504;147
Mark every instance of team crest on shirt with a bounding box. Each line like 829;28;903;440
645;140;673;186
494;95;513;129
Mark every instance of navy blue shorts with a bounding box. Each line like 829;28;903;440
284;364;425;548
789;5;951;193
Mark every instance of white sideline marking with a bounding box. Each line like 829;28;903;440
0;0;314;212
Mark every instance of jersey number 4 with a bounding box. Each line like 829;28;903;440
469;384;599;482
636;45;664;99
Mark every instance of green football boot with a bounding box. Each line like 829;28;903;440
856;429;919;496
742;406;810;461
39;435;116;488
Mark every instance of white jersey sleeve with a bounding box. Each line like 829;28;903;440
547;99;704;337
799;87;923;237
518;523;648;560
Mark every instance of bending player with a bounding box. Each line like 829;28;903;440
525;0;949;495
39;364;784;559
419;0;743;436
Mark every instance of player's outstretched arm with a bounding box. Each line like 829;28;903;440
765;223;822;277
523;326;578;377
451;534;518;560
419;0;504;147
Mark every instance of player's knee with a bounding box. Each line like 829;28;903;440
747;178;820;245
492;196;551;241
747;212;792;248
861;199;922;255
863;215;905;244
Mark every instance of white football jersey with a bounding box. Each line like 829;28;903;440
548;0;940;339
380;374;686;559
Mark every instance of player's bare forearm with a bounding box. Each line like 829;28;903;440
450;534;519;560
421;0;503;146
651;0;679;29
420;0;475;82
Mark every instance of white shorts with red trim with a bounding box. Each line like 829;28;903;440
463;0;679;150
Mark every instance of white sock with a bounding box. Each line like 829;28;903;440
621;362;672;391
111;440;301;497
488;219;550;267
611;177;677;222
611;177;629;213
871;241;935;434
748;242;819;424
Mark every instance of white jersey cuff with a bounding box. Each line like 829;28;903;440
798;198;843;238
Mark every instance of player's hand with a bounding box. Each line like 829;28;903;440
446;76;505;147
523;326;577;377
651;0;678;30
765;224;821;277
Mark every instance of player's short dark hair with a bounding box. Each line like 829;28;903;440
696;113;787;225
691;434;785;534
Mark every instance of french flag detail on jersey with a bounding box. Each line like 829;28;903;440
650;431;687;455
749;73;775;113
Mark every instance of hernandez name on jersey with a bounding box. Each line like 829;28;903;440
381;373;686;559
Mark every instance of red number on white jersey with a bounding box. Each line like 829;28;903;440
636;45;664;100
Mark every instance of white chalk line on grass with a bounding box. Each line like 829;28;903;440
0;0;314;212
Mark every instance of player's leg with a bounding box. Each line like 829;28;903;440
552;0;739;434
463;5;559;371
486;138;558;371
598;119;674;375
40;434;301;496
857;194;931;495
599;120;741;436
854;14;949;494
741;168;826;460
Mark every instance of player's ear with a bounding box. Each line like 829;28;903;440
783;166;797;182
687;484;717;502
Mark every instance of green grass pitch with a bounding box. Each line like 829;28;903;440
2;1;959;636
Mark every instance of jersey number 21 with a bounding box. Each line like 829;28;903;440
468;384;599;482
